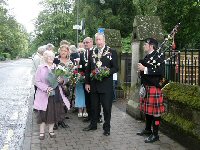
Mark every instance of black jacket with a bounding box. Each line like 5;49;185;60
140;50;165;88
85;45;118;93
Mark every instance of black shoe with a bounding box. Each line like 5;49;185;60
83;125;97;131
103;131;110;136
98;118;103;123
136;129;152;136
65;116;70;119
83;117;90;122
58;121;69;128
144;134;159;143
53;123;58;130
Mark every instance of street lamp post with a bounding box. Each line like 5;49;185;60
76;0;79;47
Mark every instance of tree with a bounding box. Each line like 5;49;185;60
156;0;200;48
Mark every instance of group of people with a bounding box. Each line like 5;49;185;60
32;33;119;140
32;34;165;144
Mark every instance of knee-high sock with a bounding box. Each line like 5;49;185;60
145;114;153;131
153;116;161;135
48;124;55;133
40;122;46;133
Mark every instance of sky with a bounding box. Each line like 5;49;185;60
7;0;43;33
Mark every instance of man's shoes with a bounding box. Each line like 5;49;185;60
136;129;152;136
144;134;159;143
83;125;97;131
98;118;103;123
65;116;70;119
53;123;58;130
103;131;110;136
83;117;90;122
58;121;69;128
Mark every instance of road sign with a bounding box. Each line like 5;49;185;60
73;25;82;30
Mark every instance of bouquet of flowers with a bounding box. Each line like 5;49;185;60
71;69;85;84
47;65;67;96
90;66;110;82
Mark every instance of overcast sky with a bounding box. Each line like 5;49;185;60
7;0;43;33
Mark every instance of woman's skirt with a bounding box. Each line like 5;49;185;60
140;86;165;116
37;87;65;124
75;82;85;108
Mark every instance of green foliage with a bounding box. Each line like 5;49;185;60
162;113;198;138
31;0;76;53
156;0;200;48
77;0;137;38
121;34;131;53
162;82;200;110
0;3;29;59
1;53;11;59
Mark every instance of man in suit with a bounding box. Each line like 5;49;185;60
83;33;118;136
79;37;102;123
137;38;165;143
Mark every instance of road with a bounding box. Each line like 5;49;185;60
0;59;33;150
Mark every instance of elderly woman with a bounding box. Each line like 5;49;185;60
34;50;70;140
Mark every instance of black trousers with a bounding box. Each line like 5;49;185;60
84;85;101;120
90;92;112;132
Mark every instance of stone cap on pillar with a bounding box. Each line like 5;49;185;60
132;15;164;42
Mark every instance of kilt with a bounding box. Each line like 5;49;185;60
140;86;165;116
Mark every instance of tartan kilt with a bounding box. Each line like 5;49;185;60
140;86;165;116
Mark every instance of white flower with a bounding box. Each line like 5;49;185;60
157;63;161;66
150;57;153;60
152;60;156;63
57;65;65;71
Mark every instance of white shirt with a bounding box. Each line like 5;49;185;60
113;73;117;80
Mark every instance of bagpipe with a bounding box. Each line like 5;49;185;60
138;23;181;88
139;22;180;69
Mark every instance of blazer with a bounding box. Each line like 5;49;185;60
85;45;118;93
139;50;165;88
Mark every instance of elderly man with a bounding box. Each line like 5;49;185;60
83;33;118;136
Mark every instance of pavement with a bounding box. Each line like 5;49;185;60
22;97;186;150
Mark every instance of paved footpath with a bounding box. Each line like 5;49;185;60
22;98;186;150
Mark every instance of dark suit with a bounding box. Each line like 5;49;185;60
85;45;118;132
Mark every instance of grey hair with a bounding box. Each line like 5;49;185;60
78;48;86;53
83;37;93;43
37;45;47;55
43;50;55;62
46;43;55;50
95;33;105;40
69;45;77;53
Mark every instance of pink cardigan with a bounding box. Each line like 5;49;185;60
33;64;70;111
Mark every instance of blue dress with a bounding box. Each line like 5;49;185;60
75;82;85;108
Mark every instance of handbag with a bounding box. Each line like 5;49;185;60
139;84;146;98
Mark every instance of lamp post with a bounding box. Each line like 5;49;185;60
76;0;79;47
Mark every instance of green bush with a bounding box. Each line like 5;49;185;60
0;54;6;61
1;53;11;59
162;82;200;110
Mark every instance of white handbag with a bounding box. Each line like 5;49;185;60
139;84;146;98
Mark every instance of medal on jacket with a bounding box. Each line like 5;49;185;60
96;60;102;68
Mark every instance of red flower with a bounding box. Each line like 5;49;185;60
80;71;85;76
73;70;78;74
